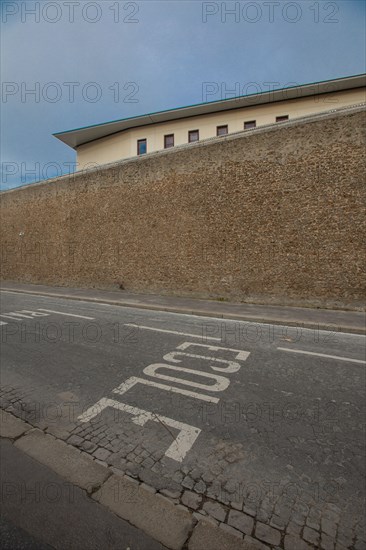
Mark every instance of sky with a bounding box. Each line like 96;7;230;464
1;0;365;189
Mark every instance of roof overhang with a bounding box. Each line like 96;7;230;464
54;74;366;150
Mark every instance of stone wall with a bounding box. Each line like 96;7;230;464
1;107;365;309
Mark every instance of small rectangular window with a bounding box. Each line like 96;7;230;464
276;115;289;122
217;125;228;136
188;129;199;143
137;138;147;155
244;120;256;130
164;134;174;148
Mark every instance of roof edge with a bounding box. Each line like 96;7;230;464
53;73;366;149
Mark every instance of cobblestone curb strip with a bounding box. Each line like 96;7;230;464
2;409;256;550
1;409;365;549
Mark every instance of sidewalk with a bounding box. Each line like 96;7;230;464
1;281;365;335
0;410;260;550
0;416;167;550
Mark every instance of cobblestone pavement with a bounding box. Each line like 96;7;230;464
1;384;365;550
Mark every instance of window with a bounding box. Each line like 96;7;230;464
217;125;228;136
244;120;256;130
276;115;289;122
137;139;147;155
188;129;199;143
164;134;174;148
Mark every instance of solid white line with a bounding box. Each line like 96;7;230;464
78;397;201;462
38;309;95;320
124;323;221;341
277;347;366;364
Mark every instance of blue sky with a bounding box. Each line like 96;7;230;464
1;0;365;189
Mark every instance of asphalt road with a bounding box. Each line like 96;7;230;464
1;290;365;548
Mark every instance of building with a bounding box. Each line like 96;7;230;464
54;74;366;170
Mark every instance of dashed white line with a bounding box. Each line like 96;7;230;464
277;347;366;365
124;323;221;341
38;309;95;320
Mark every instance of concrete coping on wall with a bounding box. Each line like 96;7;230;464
1;102;365;195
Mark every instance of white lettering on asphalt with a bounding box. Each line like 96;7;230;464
144;363;230;392
176;342;251;362
124;323;221;341
77;339;251;461
0;314;23;321
38;308;95;320
0;310;50;324
277;347;366;365
78;397;201;462
113;376;219;403
16;310;49;317
3;312;35;319
163;351;241;373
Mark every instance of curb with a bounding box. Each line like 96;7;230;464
0;409;265;550
2;287;365;335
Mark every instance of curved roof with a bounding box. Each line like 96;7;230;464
54;74;366;150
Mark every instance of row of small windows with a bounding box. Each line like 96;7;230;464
137;115;289;155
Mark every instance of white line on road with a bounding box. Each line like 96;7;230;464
6;312;35;319
124;323;221;341
114;376;219;403
37;309;95;320
277;347;366;364
78;397;201;462
0;314;23;321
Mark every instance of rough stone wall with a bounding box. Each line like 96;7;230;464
1;108;365;309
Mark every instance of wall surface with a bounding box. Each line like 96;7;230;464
1;107;365;309
76;88;366;169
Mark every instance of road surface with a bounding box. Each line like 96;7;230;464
1;290;365;549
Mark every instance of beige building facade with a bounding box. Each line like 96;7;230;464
54;75;366;170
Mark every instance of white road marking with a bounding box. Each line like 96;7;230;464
163;351;241;373
0;310;50;323
176;342;251;362
38;309;95;320
144;363;230;392
76;339;248;463
114;376;219;403
5;312;35;319
277;347;366;365
78;397;201;462
0;314;23;321
124;323;221;341
16;310;49;317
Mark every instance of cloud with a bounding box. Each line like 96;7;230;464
1;0;365;190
